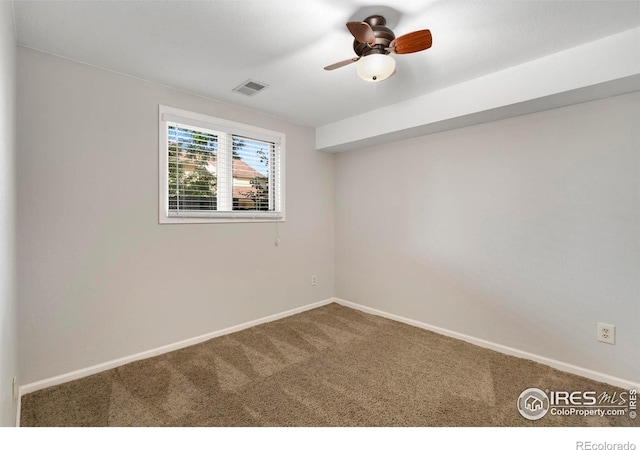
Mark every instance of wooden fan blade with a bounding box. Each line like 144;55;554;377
324;57;360;71
346;22;376;46
389;29;432;54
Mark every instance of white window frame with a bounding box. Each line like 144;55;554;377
159;105;285;224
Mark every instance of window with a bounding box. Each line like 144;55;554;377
159;106;284;223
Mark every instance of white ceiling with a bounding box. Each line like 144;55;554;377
12;0;640;128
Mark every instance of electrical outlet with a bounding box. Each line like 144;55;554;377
597;323;615;344
311;275;317;286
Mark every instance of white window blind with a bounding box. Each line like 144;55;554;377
159;106;284;223
167;123;219;213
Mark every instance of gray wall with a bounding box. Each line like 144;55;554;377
335;93;640;382
0;1;17;426
17;47;334;385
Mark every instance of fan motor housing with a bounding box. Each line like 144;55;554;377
353;15;395;57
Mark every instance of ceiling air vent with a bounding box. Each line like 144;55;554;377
232;79;269;97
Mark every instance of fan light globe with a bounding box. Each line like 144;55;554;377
356;54;396;82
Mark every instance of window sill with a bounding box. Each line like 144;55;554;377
159;214;285;224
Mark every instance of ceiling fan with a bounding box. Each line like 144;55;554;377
324;15;433;82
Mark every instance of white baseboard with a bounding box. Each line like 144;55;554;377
333;298;640;391
18;298;334;401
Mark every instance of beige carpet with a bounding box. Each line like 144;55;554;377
21;303;636;426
